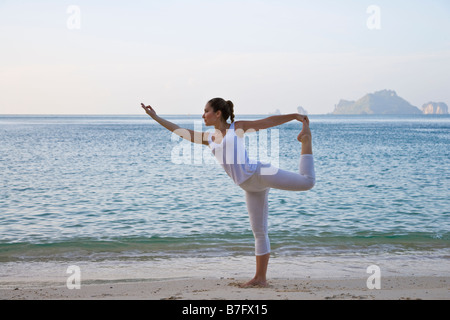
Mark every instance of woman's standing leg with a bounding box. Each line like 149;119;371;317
242;188;271;287
239;118;315;287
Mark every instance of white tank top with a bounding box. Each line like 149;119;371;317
208;122;259;185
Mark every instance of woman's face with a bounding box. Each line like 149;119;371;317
202;103;219;126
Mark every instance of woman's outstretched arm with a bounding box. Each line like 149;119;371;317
235;113;308;132
141;103;209;145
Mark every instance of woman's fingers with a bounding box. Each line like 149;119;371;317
141;103;156;118
297;114;309;123
141;103;152;111
303;116;310;125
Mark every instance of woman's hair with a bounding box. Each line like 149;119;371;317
208;98;235;123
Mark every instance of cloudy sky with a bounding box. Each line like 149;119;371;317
1;0;449;115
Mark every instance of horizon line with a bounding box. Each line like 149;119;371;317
1;113;448;116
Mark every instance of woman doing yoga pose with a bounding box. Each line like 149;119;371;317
141;98;315;287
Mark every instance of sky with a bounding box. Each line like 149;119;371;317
0;0;449;115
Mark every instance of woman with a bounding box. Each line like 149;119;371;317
141;98;315;287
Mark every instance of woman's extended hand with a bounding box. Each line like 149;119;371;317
141;103;157;118
295;113;309;125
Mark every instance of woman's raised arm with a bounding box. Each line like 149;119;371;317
141;103;209;145
235;113;308;132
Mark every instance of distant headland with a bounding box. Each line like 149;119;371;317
331;90;448;115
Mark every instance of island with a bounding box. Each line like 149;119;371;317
297;106;308;115
332;90;422;115
268;109;281;115
422;102;448;114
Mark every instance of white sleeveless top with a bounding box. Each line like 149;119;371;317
208;122;258;185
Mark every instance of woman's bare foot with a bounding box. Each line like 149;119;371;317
239;277;269;288
297;119;312;143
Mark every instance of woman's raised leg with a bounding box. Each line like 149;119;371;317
259;119;315;191
298;117;313;155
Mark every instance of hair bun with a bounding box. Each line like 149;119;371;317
226;100;235;123
208;97;235;123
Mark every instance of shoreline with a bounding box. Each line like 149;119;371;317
1;276;448;300
1;253;449;300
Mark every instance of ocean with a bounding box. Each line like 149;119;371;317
0;114;449;286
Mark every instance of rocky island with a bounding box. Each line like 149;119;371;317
422;102;448;114
297;106;308;115
332;90;422;115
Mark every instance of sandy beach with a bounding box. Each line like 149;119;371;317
1;253;449;301
1;276;448;300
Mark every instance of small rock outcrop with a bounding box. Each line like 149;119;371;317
422;102;448;114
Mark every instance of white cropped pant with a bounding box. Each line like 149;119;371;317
238;154;315;256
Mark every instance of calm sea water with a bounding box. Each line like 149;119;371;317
0;114;449;265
